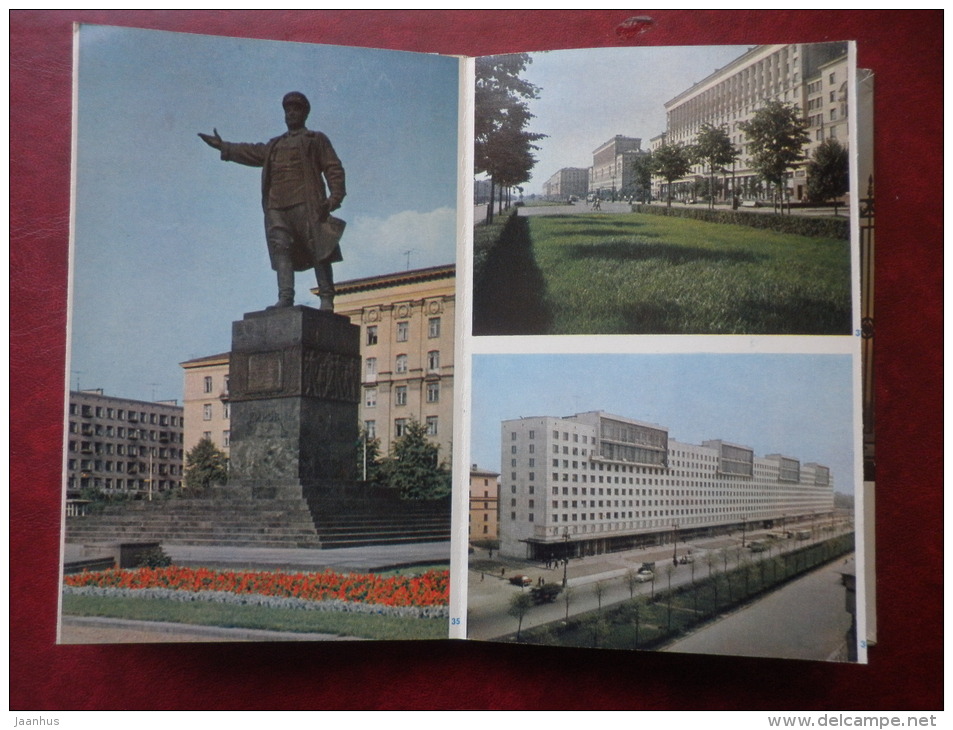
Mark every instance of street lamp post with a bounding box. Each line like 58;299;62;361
672;522;679;565
562;529;571;588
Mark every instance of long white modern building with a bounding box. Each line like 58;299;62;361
500;411;834;560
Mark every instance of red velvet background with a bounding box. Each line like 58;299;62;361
10;10;942;710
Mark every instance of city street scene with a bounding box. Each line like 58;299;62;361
467;353;863;662
473;43;857;336
61;27;460;642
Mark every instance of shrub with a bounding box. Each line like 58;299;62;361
630;204;849;240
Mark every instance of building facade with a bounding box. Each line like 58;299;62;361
179;352;231;456
469;465;500;541
500;410;834;560
179;266;456;469
334;264;455;460
589;135;645;199
542;167;590;202
66;389;184;497
659;42;849;203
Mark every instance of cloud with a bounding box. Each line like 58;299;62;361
339;207;457;279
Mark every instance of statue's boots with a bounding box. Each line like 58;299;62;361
269;254;295;309
315;261;335;312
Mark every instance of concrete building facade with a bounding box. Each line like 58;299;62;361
334;264;455;460
500;410;834;560
66;389;184;497
589;135;645;199
542;167;590;202
469;465;500;541
659;42;850;203
180;352;231;456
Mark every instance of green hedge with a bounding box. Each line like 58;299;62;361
631;204;850;240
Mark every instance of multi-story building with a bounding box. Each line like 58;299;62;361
334;264;455;460
659;42;849;203
179;265;456;467
589;135;646;199
542;167;590;202
500;410;834;560
179;352;231;456
469;465;500;541
65;389;184;497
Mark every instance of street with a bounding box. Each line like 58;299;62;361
466;526;851;645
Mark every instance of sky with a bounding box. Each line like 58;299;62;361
69;25;459;403
508;45;752;196
470;353;856;494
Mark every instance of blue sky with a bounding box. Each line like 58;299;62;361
69;25;459;402
513;45;750;195
471;353;856;494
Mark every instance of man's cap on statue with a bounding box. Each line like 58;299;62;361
282;92;311;114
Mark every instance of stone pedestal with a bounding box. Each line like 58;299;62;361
227;306;360;497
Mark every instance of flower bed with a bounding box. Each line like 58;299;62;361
64;566;449;608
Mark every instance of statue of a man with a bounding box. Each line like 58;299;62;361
199;92;346;311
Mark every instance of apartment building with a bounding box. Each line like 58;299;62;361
66;389;184;497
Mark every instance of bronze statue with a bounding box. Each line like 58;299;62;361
199;92;346;311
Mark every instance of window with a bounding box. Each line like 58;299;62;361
428;317;441;339
223;375;229;395
222;430;230;447
203;431;211;441
203;404;212;421
203;376;213;393
395;354;408;373
366;357;377;380
365;420;376;439
364;388;378;408
223;402;229;419
394;418;407;437
366;325;378;346
426;416;438;436
396;321;409;342
427;350;440;371
427;382;440;403
395;385;408;406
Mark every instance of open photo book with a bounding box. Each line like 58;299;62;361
60;24;874;663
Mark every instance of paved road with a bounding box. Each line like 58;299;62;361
665;555;855;661
466;527;849;642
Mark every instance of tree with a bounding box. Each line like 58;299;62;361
562;585;575;622
382;418;451;500
593;580;607;612
508;592;533;641
475;54;546;223
693;123;738;209
651;142;693;207
739;100;810;213
806;138;850;214
184;437;228;490
630;152;654;204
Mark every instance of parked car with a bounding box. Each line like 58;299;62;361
634;570;655;583
509;574;532;587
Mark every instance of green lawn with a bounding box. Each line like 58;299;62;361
62;594;448;641
475;212;852;335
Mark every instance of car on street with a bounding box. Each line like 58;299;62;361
508;574;532;587
634;570;655;583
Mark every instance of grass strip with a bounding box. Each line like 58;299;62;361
62;594;448;641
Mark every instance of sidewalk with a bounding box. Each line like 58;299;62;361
59;615;358;643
